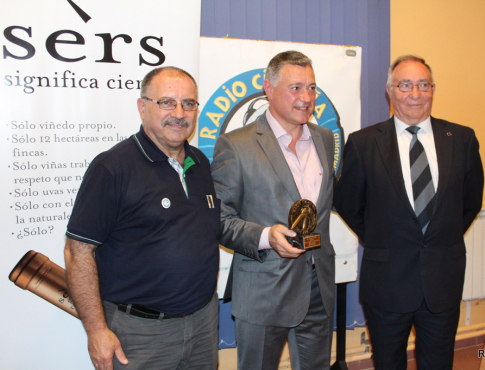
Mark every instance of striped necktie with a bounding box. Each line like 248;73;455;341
406;126;435;234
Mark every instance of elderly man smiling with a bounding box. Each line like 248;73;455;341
65;66;220;370
334;55;484;370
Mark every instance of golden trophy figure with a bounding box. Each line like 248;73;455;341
287;199;321;250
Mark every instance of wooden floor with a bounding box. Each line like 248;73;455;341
347;336;485;370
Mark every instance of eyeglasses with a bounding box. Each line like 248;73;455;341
142;96;199;111
391;82;434;93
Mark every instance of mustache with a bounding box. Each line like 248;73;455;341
162;117;190;128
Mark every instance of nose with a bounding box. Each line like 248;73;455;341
409;85;421;99
300;88;312;102
170;102;186;119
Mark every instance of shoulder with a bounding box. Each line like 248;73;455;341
431;117;475;137
216;117;263;149
308;122;333;137
308;123;334;149
224;120;260;140
187;145;210;167
353;119;393;137
89;135;140;172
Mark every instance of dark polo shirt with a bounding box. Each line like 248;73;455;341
67;126;220;315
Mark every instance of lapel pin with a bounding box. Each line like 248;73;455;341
206;195;215;208
161;198;171;209
447;132;452;136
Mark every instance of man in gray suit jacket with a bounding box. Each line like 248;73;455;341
211;51;335;370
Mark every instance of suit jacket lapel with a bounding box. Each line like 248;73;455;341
431;117;453;213
308;124;330;209
375;118;415;216
255;115;301;202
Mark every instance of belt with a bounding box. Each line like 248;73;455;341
117;304;183;320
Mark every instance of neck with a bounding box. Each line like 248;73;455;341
166;147;185;165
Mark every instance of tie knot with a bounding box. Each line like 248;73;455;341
406;126;420;135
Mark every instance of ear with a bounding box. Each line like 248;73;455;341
385;84;392;98
263;79;273;101
137;98;146;120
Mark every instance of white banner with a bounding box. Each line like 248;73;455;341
197;37;361;294
0;1;200;368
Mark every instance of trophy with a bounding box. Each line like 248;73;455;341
286;199;321;250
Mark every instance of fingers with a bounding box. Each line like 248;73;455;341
114;345;129;365
268;224;305;258
88;329;128;370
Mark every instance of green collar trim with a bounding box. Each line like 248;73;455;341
183;156;196;176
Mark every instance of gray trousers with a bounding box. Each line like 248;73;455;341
103;292;218;370
235;267;333;370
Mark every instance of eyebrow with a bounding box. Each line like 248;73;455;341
158;97;197;101
398;79;430;83
288;82;317;87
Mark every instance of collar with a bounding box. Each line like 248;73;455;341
394;116;432;136
132;125;200;164
265;109;311;141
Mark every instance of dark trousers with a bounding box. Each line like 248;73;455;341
235;267;333;370
363;300;460;370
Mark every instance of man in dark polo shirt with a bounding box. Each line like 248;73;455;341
64;66;220;370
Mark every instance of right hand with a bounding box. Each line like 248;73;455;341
88;328;128;370
268;224;306;258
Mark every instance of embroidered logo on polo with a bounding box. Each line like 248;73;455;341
197;68;344;175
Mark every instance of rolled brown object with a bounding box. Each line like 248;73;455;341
9;250;79;319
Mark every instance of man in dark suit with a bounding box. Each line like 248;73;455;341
334;55;484;370
211;51;335;369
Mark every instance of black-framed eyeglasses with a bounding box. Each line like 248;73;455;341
391;82;434;93
142;96;199;111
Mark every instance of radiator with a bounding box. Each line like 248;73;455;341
463;210;485;301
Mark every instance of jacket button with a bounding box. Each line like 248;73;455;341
422;244;427;248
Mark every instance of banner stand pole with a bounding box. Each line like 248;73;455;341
331;282;348;370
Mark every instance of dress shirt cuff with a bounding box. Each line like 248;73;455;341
258;227;272;250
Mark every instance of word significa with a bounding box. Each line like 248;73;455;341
4;70;142;94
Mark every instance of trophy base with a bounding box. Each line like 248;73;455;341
286;233;321;250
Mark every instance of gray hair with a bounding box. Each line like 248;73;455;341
265;51;313;86
140;66;198;98
386;55;434;88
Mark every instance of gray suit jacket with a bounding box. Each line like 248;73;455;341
211;113;335;327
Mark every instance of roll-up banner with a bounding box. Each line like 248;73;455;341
0;1;200;368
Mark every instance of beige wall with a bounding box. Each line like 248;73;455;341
390;0;485;206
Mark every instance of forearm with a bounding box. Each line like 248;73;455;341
64;237;107;335
65;237;127;369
